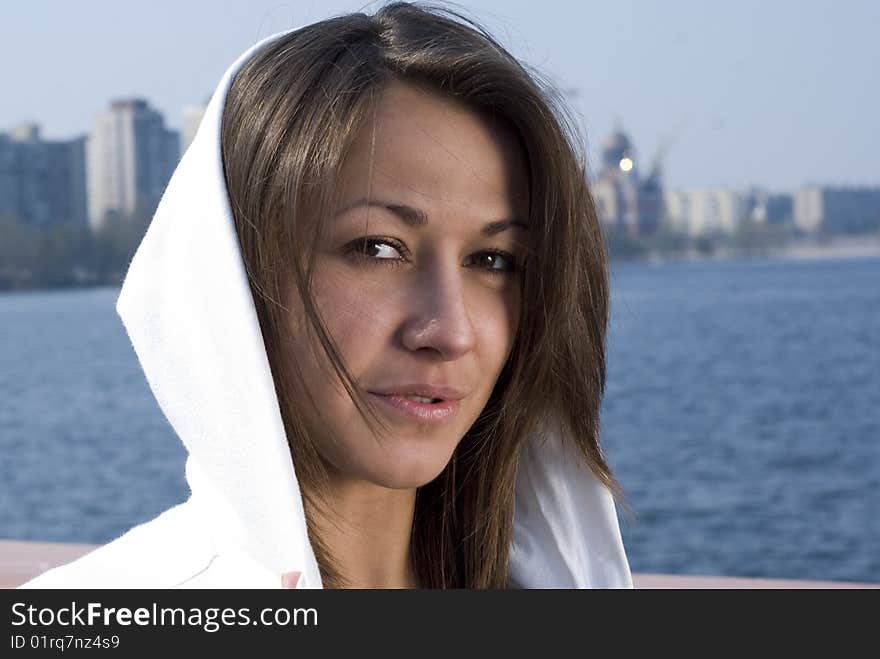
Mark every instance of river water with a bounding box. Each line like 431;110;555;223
1;257;878;583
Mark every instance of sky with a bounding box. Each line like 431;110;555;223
2;0;878;192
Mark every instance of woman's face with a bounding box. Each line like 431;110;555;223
285;80;529;490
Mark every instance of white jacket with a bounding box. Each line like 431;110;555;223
23;30;632;590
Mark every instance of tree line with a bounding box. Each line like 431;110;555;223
1;209;796;291
604;219;792;262
0;210;150;291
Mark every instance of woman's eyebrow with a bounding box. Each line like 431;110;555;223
335;198;529;235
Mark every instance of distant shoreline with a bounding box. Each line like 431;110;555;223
626;236;880;267
3;237;880;294
767;238;880;262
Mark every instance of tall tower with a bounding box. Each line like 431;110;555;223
592;129;663;236
87;99;179;231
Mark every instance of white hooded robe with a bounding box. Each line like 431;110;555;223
22;29;632;590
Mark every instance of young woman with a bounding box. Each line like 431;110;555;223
24;2;631;589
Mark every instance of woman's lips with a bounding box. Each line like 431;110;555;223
367;392;461;425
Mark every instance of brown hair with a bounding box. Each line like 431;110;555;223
221;1;621;588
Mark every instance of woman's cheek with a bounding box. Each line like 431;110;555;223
471;282;520;351
314;269;405;349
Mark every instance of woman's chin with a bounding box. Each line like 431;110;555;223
369;470;444;490
360;457;450;490
331;446;453;491
315;425;461;491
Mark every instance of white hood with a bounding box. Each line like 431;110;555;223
32;29;632;589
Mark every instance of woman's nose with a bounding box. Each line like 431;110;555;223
400;266;477;360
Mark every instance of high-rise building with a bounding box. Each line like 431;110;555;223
663;188;749;236
181;104;208;155
747;190;793;226
87;99;179;230
664;188;794;236
592;130;663;236
0;123;87;228
793;185;880;234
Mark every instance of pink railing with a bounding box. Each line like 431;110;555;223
2;540;875;589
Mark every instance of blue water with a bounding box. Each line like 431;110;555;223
2;257;878;583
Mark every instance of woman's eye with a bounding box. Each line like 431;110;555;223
345;239;519;276
348;238;405;261
469;251;519;275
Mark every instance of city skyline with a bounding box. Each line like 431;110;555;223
6;101;878;240
4;99;874;198
3;1;879;193
6;101;876;202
